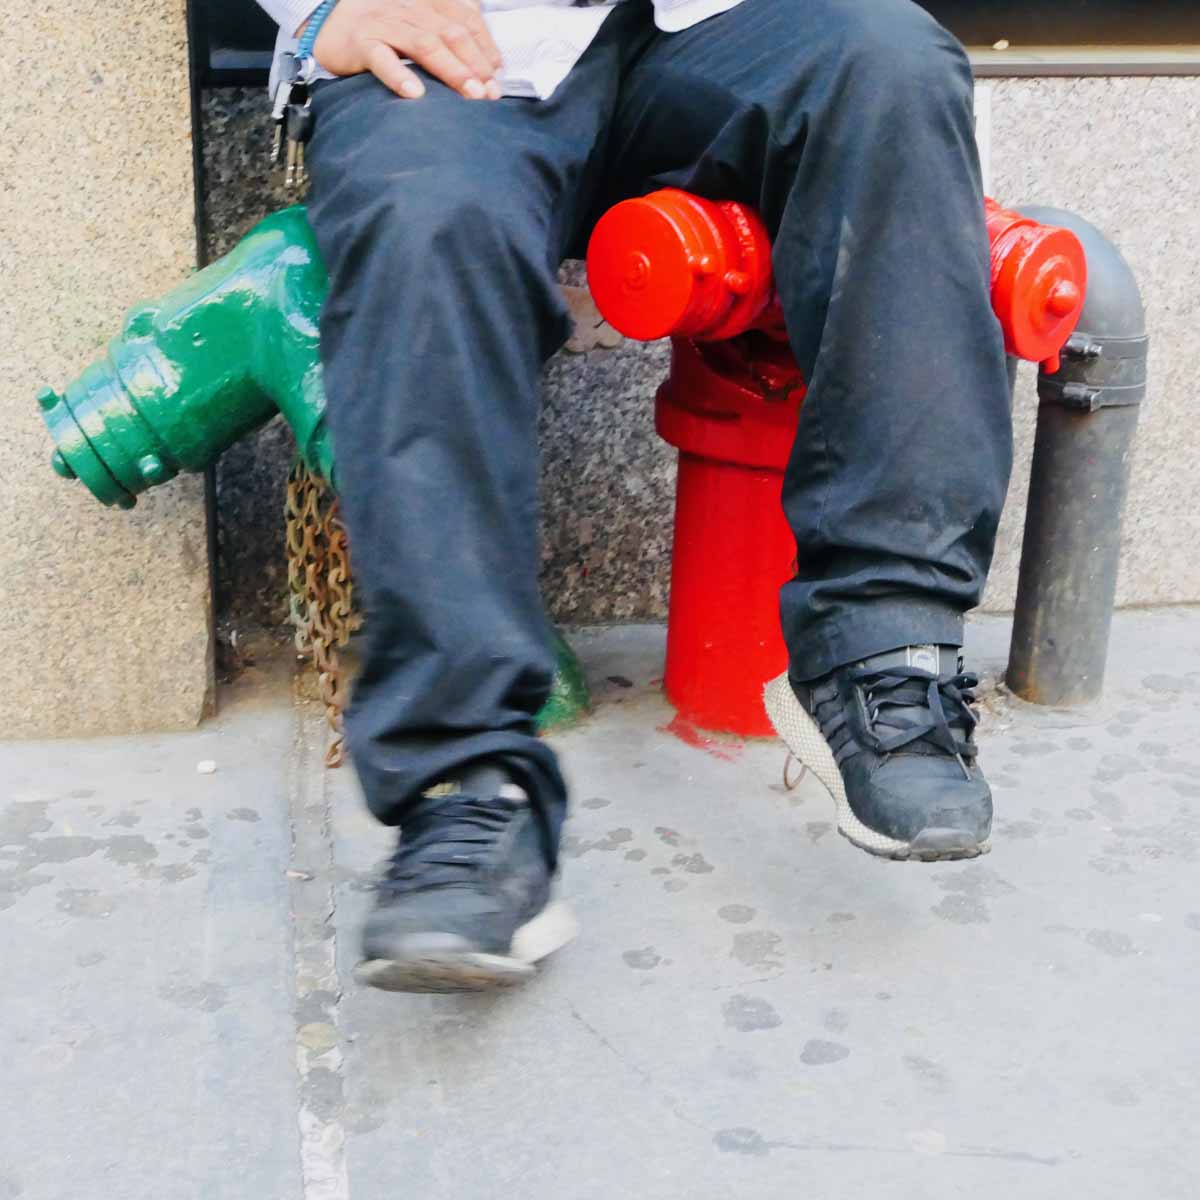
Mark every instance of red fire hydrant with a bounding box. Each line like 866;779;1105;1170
586;189;1087;736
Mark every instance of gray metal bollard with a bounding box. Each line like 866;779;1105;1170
1006;208;1149;706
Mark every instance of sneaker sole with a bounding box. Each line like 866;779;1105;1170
763;675;989;863
355;900;579;994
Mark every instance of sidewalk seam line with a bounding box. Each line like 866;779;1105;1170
287;672;351;1200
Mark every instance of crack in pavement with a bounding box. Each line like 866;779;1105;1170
566;998;707;1134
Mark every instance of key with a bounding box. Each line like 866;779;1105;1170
285;98;314;189
270;52;302;166
270;115;286;167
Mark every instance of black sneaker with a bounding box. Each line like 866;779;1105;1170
764;645;991;861
356;764;577;993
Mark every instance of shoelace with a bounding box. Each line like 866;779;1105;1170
849;665;980;779
381;795;519;894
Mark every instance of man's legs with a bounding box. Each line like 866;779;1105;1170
606;0;1012;856
305;53;620;839
302;15;644;986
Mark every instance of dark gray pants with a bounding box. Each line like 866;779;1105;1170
304;0;1012;849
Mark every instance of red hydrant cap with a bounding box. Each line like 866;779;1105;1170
984;199;1088;370
587;190;775;343
586;193;712;341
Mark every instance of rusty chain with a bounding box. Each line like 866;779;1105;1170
280;277;619;767
285;458;359;767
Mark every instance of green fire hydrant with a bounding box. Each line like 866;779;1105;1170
38;204;588;732
40;207;333;508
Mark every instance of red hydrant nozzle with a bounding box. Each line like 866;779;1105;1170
982;196;1088;373
586;188;776;344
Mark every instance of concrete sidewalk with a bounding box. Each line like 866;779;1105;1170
3;611;1199;1199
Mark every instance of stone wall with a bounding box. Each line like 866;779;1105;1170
202;88;677;629
203;76;1200;631
0;0;212;738
986;76;1200;611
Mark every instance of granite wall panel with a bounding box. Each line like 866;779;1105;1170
0;0;212;737
202;76;1200;630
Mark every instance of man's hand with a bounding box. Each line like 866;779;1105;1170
312;0;504;101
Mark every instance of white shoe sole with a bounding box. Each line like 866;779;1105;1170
355;900;579;994
763;674;989;863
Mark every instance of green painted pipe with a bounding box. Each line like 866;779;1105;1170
37;204;589;729
39;206;333;509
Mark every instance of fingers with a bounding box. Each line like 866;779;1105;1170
405;27;491;98
435;21;498;93
365;40;427;98
360;1;507;102
432;0;503;71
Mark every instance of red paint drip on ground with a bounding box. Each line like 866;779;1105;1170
659;714;743;762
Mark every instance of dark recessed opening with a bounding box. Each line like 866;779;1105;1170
923;1;1199;48
190;0;1200;86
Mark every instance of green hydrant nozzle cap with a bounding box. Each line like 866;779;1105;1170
39;205;332;511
